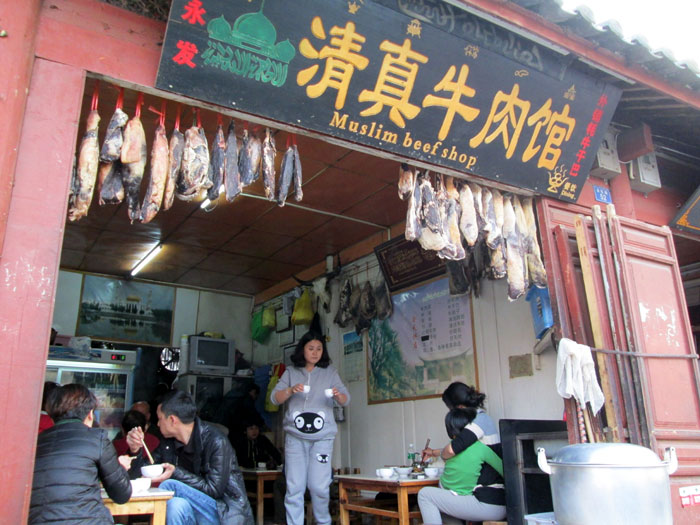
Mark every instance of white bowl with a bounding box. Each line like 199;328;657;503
394;466;413;477
424;467;439;478
130;477;151;494
376;467;394;479
140;464;164;478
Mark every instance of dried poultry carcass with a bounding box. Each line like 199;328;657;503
261;127;277;201
68;109;100;221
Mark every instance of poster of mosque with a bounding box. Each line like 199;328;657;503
76;275;175;345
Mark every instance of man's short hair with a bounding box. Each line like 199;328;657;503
159;390;197;423
47;384;97;423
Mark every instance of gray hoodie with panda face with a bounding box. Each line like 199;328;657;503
270;365;350;441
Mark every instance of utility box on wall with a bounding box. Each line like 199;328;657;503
590;128;621;180
628;152;661;193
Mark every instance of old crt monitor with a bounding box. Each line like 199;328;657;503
183;336;236;375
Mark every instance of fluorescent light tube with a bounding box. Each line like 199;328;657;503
130;243;163;277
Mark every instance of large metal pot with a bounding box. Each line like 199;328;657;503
537;443;677;525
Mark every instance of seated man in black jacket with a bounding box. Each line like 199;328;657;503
30;383;133;524
126;390;254;525
231;421;282;469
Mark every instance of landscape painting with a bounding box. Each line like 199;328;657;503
76;275;175;345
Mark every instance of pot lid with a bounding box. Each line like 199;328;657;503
548;443;664;467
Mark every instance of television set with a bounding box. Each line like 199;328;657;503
181;336;236;375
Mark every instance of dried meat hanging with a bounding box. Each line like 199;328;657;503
98;86;127;206
68;81;101;221
164;104;184;211
207;114;226;201
276;134;295;207
140;101;170;224
121;92;147;223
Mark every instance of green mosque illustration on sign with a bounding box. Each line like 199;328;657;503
201;0;296;87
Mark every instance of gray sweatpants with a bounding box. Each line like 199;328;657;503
284;434;334;525
418;486;506;524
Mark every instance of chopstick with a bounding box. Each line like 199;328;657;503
142;437;155;465
424;438;430;450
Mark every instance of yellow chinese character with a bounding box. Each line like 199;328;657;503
407;19;422;38
469;83;530;158
522;100;576;169
297;17;369;110
358;39;428;128
422;65;480;141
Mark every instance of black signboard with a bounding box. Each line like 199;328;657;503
157;0;621;202
374;234;445;292
672;185;700;234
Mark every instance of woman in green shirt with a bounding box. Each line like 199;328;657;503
417;407;506;524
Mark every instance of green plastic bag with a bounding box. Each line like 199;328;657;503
251;310;272;343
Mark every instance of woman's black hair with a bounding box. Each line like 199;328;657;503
121;409;147;433
442;382;486;410
290;331;330;368
445;407;478;440
47;383;98;423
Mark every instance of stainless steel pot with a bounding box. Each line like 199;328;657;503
537;443;677;525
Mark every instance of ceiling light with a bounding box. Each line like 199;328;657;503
130;243;163;277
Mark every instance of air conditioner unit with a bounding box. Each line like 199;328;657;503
628;152;661;194
589;128;621;180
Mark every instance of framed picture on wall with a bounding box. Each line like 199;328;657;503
276;309;290;332
294;323;310;342
283;343;297;367
279;328;294;346
76;274;174;345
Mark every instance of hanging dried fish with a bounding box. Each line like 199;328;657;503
177;113;210;200
292;143;303;202
224;120;241;202
374;279;393;320
405;170;423;241
398;163;415;200
522;197;548;288
140;105;170;224
238;126;262;187
68;108;100;221
276;141;295;207
164;112;185;211
97;160;124;205
503;196;527;301
446;260;470;295
262;127;276;201
334;278;354;328
207;119;226;201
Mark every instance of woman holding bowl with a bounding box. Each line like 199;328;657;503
270;330;350;525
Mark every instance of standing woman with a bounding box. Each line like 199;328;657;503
270;331;350;525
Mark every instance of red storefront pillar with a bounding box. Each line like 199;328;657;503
0;0;42;255
0;58;85;523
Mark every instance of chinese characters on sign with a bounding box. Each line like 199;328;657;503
157;0;621;202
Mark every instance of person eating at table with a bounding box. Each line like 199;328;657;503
112;409;160;458
126;389;254;525
417;407;505;524
270;330;350;525
30;383;134;524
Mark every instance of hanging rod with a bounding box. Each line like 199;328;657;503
240;192;388;230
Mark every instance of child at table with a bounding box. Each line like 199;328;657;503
417;407;505;524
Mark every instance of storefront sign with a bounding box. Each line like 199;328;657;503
374;235;445;292
672;184;700;234
157;0;621;202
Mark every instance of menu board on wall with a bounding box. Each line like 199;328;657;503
374;235;445;292
156;0;621;202
367;278;475;404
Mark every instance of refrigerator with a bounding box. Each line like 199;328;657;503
45;346;136;439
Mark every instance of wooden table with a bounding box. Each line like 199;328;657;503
241;467;284;525
102;488;174;525
336;474;439;525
